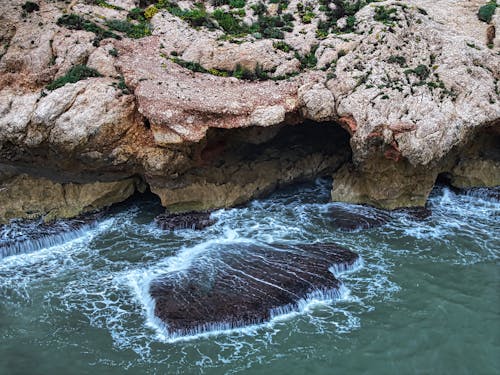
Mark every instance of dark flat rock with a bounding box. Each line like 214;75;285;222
328;204;392;231
155;211;215;231
149;242;359;337
0;211;102;259
462;186;500;202
394;206;432;220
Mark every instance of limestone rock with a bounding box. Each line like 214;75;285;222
0;0;498;218
0;174;140;223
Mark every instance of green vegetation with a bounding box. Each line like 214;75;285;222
170;57;271;81
106;19;151;38
295;44;318;69
56;14;120;45
273;41;292;52
22;1;39;13
374;5;398;25
46;65;102;91
297;3;315;24
404;64;430;81
144;5;159;19
213;9;246;34
105;7;152;38
478;1;497;23
155;2;216;28
113;76;130;94
212;0;246;8
387;55;407;67
269;0;289;11
317;0;378;38
94;0;123;10
154;1;293;39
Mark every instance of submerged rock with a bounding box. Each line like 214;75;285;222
149;243;359;337
154;211;215;231
328;204;392;231
0;211;103;259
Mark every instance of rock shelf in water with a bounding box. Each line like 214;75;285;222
149;243;359;337
154;211;215;231
0;211;103;259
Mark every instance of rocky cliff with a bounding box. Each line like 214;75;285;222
0;0;499;222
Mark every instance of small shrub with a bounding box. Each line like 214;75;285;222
478;1;497;23
144;5;159;19
46;65;102;91
301;11;315;23
94;0;122;10
108;48;118;57
387;55;406;67
229;0;246;8
374;6;398;25
404;64;430;81
273;41;292;52
106;19;151;38
295;44;318;69
213;9;246;34
22;1;39;13
57;14;120;44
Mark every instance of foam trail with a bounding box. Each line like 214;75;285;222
0;223;97;259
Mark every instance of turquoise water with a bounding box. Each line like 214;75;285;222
0;180;499;374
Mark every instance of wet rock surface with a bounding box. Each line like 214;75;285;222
155;211;215;231
328;204;392;231
394;207;433;221
149;242;359;337
0;211;103;259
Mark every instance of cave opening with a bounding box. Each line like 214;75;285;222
149;120;353;212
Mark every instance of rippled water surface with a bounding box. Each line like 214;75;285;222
0;180;499;374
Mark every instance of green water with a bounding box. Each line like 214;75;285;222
0;180;499;374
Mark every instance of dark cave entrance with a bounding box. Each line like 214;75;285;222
149;120;353;212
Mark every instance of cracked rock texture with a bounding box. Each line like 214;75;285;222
0;0;499;221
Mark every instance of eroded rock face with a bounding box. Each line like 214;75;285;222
150;242;359;336
149;122;350;212
0;174;141;223
0;0;498;219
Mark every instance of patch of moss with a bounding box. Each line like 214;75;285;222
113;76;130;94
22;1;39;13
478;1;497;23
46;65;102;91
103;7;152;38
